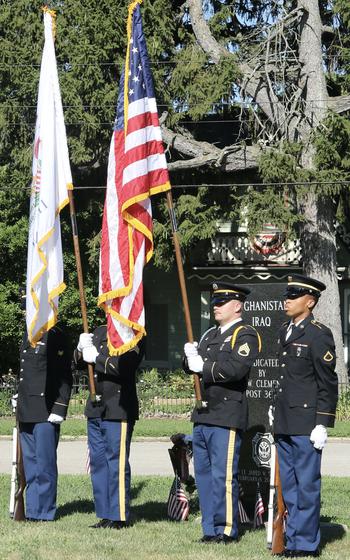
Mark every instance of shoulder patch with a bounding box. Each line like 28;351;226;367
323;350;334;362
237;342;250;357
311;320;323;330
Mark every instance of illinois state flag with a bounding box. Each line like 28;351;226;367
26;8;72;346
98;0;171;355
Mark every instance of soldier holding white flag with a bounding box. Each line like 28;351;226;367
14;8;73;521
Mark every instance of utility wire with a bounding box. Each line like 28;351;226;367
11;181;350;192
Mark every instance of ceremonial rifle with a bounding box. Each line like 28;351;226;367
9;425;17;517
271;446;286;554
12;419;26;521
267;437;276;548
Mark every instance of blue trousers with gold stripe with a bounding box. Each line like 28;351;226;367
20;421;60;520
88;419;134;522
193;424;242;538
276;435;322;553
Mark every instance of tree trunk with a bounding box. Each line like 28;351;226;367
297;0;347;387
298;191;348;387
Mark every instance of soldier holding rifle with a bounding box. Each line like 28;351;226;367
184;282;261;544
270;275;338;558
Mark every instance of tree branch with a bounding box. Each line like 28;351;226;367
186;0;287;127
186;0;228;64
327;95;350;114
161;119;260;172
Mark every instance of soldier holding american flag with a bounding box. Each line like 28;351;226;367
74;0;170;529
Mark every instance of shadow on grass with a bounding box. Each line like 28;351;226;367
55;482;200;523
131;501;168;522
320;517;348;549
56;499;94;518
130;479;148;500
130;481;200;523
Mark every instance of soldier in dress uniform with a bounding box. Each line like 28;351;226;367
17;322;72;521
183;282;261;544
74;326;145;529
271;274;338;558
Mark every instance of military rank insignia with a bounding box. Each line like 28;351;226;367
238;343;250;357
58;350;64;356
323;351;334;362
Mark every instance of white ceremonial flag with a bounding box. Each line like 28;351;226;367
26;8;72;346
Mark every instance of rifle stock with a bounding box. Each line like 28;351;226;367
271;447;286;554
13;422;26;522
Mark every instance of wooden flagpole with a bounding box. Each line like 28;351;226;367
68;189;97;402
165;190;204;408
46;7;97;402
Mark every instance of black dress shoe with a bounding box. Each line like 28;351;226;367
285;551;319;558
105;520;128;529
198;535;217;543
215;534;238;544
89;519;110;528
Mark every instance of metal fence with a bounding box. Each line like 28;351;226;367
0;373;195;418
1;373;349;420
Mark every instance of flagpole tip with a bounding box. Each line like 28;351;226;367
42;5;56;18
42;6;57;39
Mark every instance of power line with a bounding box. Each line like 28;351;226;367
4;120;251;126
12;181;350;192
0;50;344;68
0;98;344;109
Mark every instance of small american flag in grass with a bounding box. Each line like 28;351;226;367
254;484;265;528
167;475;189;521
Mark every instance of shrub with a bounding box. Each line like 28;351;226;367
336;386;350;421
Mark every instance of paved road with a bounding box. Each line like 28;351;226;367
0;437;349;477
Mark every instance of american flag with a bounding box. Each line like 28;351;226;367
238;482;250;524
254;484;265;528
167;475;189;521
238;499;250;524
98;0;171;355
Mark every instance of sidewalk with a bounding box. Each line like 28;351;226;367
0;437;349;476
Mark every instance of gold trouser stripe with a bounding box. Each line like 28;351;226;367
224;429;236;536
118;421;127;521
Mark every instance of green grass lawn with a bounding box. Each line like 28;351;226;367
0;475;348;560
0;418;349;439
0;417;193;438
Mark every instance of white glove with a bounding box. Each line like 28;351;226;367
48;413;64;425
268;405;274;427
187;354;204;373
11;393;18;411
77;333;94;352
184;342;199;358
82;345;99;364
310;425;327;450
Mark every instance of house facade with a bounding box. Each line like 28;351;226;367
143;222;350;373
